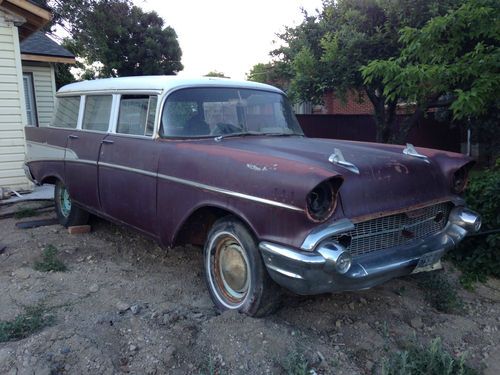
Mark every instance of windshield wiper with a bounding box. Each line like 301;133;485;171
214;131;303;141
260;132;304;137
214;131;262;141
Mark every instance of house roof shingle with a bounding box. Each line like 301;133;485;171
20;31;74;59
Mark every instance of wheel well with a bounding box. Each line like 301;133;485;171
173;206;252;247
41;176;59;185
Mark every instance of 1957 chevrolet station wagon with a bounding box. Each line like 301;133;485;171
24;76;481;316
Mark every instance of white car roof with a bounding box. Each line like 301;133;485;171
57;76;284;95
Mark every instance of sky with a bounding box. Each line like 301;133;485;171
133;0;323;80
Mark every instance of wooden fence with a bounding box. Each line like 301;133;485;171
296;114;462;152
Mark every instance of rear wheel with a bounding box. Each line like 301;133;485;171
204;216;281;316
54;181;89;227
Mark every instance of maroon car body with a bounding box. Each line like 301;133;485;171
24;76;481;315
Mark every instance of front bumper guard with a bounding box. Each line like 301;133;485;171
259;206;481;295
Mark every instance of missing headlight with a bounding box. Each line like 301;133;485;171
306;177;342;222
452;165;471;194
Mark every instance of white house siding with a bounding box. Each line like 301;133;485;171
0;9;30;190
22;61;56;127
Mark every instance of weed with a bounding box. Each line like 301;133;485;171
415;272;462;313
198;355;227;375
448;160;500;289
0;305;54;342
14;207;40;219
33;245;67;272
283;350;309;375
394;285;407;296
381;337;478;375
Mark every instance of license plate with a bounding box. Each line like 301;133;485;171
411;250;444;274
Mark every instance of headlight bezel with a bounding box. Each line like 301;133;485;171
451;164;471;194
306;177;342;222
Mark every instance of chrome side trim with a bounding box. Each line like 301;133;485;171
27;158;98;166
157;173;304;212
66;159;97;165
300;218;355;251
98;161;157;178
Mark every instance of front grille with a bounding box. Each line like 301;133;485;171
332;202;452;257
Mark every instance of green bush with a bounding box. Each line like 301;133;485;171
381;337;478;375
282;351;309;375
449;159;500;288
0;305;54;342
33;245;67;272
414;273;463;313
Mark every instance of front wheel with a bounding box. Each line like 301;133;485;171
54;181;89;228
203;217;281;316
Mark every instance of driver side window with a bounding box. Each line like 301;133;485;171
162;101;211;137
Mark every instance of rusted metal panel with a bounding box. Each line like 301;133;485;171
98;134;161;236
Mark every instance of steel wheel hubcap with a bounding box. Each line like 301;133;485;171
209;233;250;307
60;187;71;217
219;243;248;297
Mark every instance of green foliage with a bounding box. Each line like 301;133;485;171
14;207;39;219
414;273;463;313
0;305;54;342
34;245;67;273
266;0;460;142
48;0;183;78
449;160;500;288
198;355;227;375
204;71;228;78
246;61;291;91
381;337;478;375
362;0;500;121
282;351;309;375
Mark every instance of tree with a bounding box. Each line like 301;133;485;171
362;0;499;140
246;62;290;89
267;0;461;142
204;71;229;78
39;0;183;78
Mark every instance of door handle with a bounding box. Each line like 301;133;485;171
68;134;79;140
101;139;114;144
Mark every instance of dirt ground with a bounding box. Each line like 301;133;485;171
0;201;499;375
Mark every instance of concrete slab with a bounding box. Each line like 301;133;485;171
0;185;54;205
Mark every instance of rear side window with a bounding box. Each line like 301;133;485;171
82;95;112;132
51;97;80;129
117;95;157;136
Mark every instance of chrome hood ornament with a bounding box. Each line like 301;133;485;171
328;148;360;174
403;143;430;163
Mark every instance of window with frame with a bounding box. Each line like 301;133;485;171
117;95;158;136
161;88;303;138
51;96;80;129
82;95;113;132
22;73;38;126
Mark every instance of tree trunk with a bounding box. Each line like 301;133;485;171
365;87;398;143
395;94;442;144
395;107;424;144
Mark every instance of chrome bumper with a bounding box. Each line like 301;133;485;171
259;206;481;295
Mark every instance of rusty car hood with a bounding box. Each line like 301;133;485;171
164;136;470;220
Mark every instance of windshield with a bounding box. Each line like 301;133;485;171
160;87;304;138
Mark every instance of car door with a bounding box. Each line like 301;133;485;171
65;94;112;210
98;94;160;236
